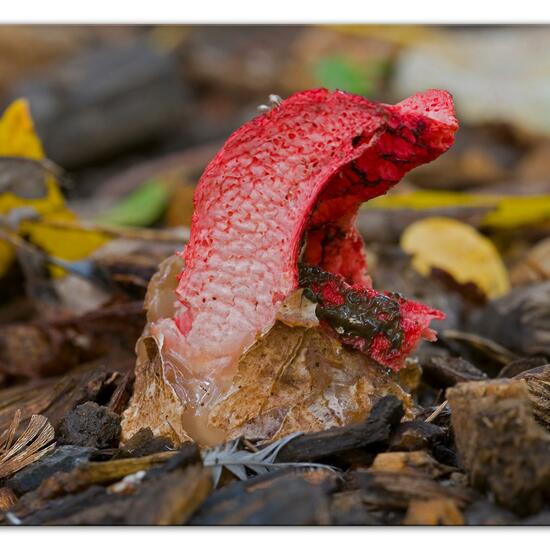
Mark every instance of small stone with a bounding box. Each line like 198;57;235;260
59;402;121;449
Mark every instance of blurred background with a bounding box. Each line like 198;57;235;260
1;25;548;208
0;25;548;345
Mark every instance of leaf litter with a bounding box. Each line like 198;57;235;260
0;25;550;526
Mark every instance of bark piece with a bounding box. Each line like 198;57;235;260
515;364;550;429
371;451;455;479
421;355;487;388
0;353;134;436
190;470;334;526
274;395;403;464
0;487;17;512
468;282;550;357
447;378;550;514
499;356;549;378
0;301;144;379
115;428;174;459
344;470;474;510
403;497;464;525
58;402;121;449
329;490;381;525
37;450;180;500
388;420;445;452
7;445;94;495
12;461;210;526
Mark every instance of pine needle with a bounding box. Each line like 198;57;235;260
0;410;56;479
202;433;339;487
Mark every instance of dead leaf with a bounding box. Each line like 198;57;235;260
0;99;109;278
400;217;510;299
365;191;550;231
0;410;55;479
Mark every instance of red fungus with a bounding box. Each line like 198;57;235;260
151;88;457;422
299;264;445;371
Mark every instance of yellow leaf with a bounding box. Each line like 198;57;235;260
0;99;44;159
365;191;550;230
0;99;109;278
400;217;510;299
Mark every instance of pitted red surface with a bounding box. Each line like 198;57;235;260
173;88;457;375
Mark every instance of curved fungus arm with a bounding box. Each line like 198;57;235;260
173;89;456;373
132;88;458;445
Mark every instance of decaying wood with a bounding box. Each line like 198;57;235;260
421;355;487;388
0;301;144;379
0;487;17;512
344;469;474;511
0;355;134;434
190;469;335;526
403;498;464;525
498;356;549;378
329;490;381;525
388;419;447;453
468;282;550;357
9;454;211;526
43;464;211;526
371;451;456;479
274;395;403;464
447;378;550;514
58;401;121;449
6;445;96;495
37;450;179;500
115;428;174;459
515;364;550;428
